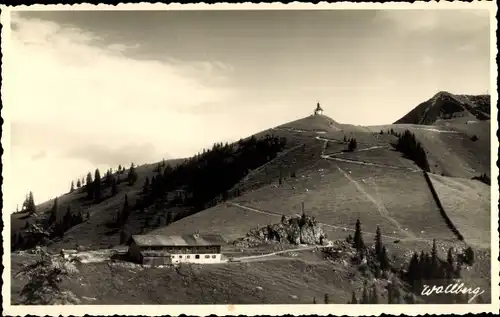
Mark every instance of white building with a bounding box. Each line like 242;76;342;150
314;102;324;116
127;233;225;266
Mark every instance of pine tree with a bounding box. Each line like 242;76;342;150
85;172;93;199
93;169;102;201
313;297;316;304
380;246;390;271
23;191;37;215
143;177;150;194
464;246;474;265
431;239;439;277
70;181;75;193
111;177;118;196
15;247;79;304
407;252;421;291
387;282;394;304
375;226;382;256
370;284;379;304
353;218;365;251
361;281;370;304
350;291;358;304
76;179;81;189
348;138;358;151
127;163;138;185
324;293;329;304
446;247;455;279
48;197;58;225
118;194;131;226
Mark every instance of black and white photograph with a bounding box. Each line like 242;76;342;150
1;2;498;316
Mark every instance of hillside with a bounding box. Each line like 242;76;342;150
394;91;490;125
10;92;492;305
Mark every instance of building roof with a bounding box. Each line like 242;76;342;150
131;234;225;247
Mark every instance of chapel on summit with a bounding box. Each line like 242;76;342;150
314;102;324;116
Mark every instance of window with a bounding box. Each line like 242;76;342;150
212;255;216;259
171;255;175;258
195;255;200;259
187;255;190;259
179;255;182;258
205;255;210;259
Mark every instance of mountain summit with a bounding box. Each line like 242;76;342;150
394;91;490;125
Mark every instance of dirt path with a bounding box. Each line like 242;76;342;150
335;166;416;240
233;245;331;262
411;127;460;134
324;145;390;156
228;202;407;241
321;155;419;172
239;143;306;183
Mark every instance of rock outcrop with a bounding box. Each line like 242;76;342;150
234;213;328;247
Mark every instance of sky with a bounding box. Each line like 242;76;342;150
4;8;491;212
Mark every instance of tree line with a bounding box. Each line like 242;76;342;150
320;219;479;304
135;134;287;213
391;129;430;172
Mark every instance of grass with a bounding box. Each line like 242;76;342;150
230;158;457;243
10;251;357;305
9;106;492;305
427;173;491;248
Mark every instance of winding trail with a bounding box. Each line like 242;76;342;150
240;143;305;183
334;166;416;239
228;202;420;242
322;156;419;172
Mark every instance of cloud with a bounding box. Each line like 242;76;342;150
65;143;167;166
8;13;235;128
374;9;490;34
31;150;47;161
5;13;238;211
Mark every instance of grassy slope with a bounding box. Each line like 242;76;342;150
10;249;376;305
428;173;491;248
10;107;492;305
11;159;186;250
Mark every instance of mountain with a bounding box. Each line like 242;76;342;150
394;91;490;125
10;93;492;305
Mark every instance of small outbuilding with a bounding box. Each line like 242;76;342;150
127;233;225;265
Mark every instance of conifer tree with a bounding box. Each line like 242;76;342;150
25;191;36;215
111;177;118;196
350;291;358;304
446;247;454;278
127;163;138;185
324;293;329;304
143;177;150;194
76;179;81;189
387;282;394;304
353;218;365;251
361;281;370;304
48;197;58;225
85;172;93;199
370;284;379;304
464;246;474;265
375;226;382;256
431;239;439;277
380;246;390;271
70;181;75;193
94;169;102;201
